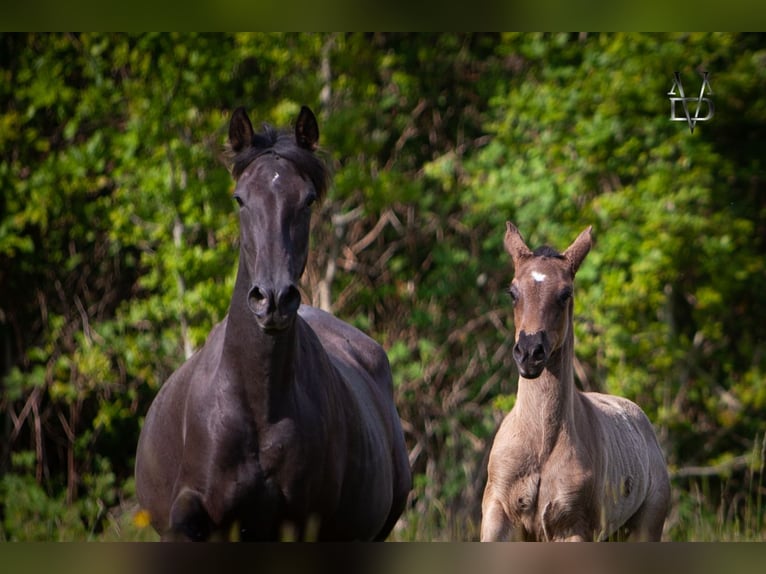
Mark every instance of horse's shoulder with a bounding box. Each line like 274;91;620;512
147;319;230;420
197;317;228;357
298;305;377;345
298;305;390;375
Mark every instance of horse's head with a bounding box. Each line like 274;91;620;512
503;222;592;379
227;106;329;333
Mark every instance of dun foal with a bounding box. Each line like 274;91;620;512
481;223;670;541
135;106;411;541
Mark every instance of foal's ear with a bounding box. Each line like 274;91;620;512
295;106;319;151
229;107;255;153
563;226;593;275
504;221;533;266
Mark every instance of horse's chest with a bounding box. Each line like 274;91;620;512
201;420;311;531
258;421;307;480
204;414;308;497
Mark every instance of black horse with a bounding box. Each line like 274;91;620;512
135;106;411;541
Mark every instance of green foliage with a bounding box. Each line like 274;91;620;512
1;33;765;541
1;471;84;541
465;32;766;464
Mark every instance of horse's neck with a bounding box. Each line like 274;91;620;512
515;331;577;457
222;271;298;427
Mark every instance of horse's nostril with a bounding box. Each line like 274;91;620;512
278;285;301;315
248;286;274;317
249;286;266;302
248;284;300;319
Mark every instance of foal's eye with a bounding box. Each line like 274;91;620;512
233;194;244;208
558;287;573;305
507;285;520;304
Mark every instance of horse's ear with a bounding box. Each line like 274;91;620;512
504;221;533;266
295;106;319;151
563;226;593;275
229;107;255;153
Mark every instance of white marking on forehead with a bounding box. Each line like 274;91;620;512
271;172;280;184
531;271;547;283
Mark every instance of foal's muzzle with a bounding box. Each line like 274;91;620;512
513;331;550;379
247;283;301;333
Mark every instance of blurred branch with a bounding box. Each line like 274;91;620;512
672;455;752;479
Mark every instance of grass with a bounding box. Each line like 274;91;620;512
3;488;763;541
3;438;764;541
664;437;765;542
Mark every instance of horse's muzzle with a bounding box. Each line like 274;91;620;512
248;283;301;333
513;330;550;379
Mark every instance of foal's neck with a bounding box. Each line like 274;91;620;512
515;327;577;456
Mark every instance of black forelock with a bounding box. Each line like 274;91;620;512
225;124;330;200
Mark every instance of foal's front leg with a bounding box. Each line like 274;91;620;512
480;499;529;541
481;499;510;541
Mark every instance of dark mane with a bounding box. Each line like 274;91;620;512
533;245;565;259
226;124;330;200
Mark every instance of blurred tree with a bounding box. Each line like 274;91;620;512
460;32;766;538
1;33;764;540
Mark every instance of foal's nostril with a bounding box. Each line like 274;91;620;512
513;334;548;364
513;332;548;378
531;344;546;362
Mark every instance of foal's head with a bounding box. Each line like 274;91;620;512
503;222;592;379
227;106;329;333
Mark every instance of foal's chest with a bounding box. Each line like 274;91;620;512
505;449;595;540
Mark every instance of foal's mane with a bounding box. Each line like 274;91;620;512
225;123;330;201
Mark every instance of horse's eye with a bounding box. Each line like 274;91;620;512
233;194;244;208
304;192;317;209
507;285;520;304
558;287;573;305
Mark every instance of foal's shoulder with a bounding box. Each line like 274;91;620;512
582;391;653;427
